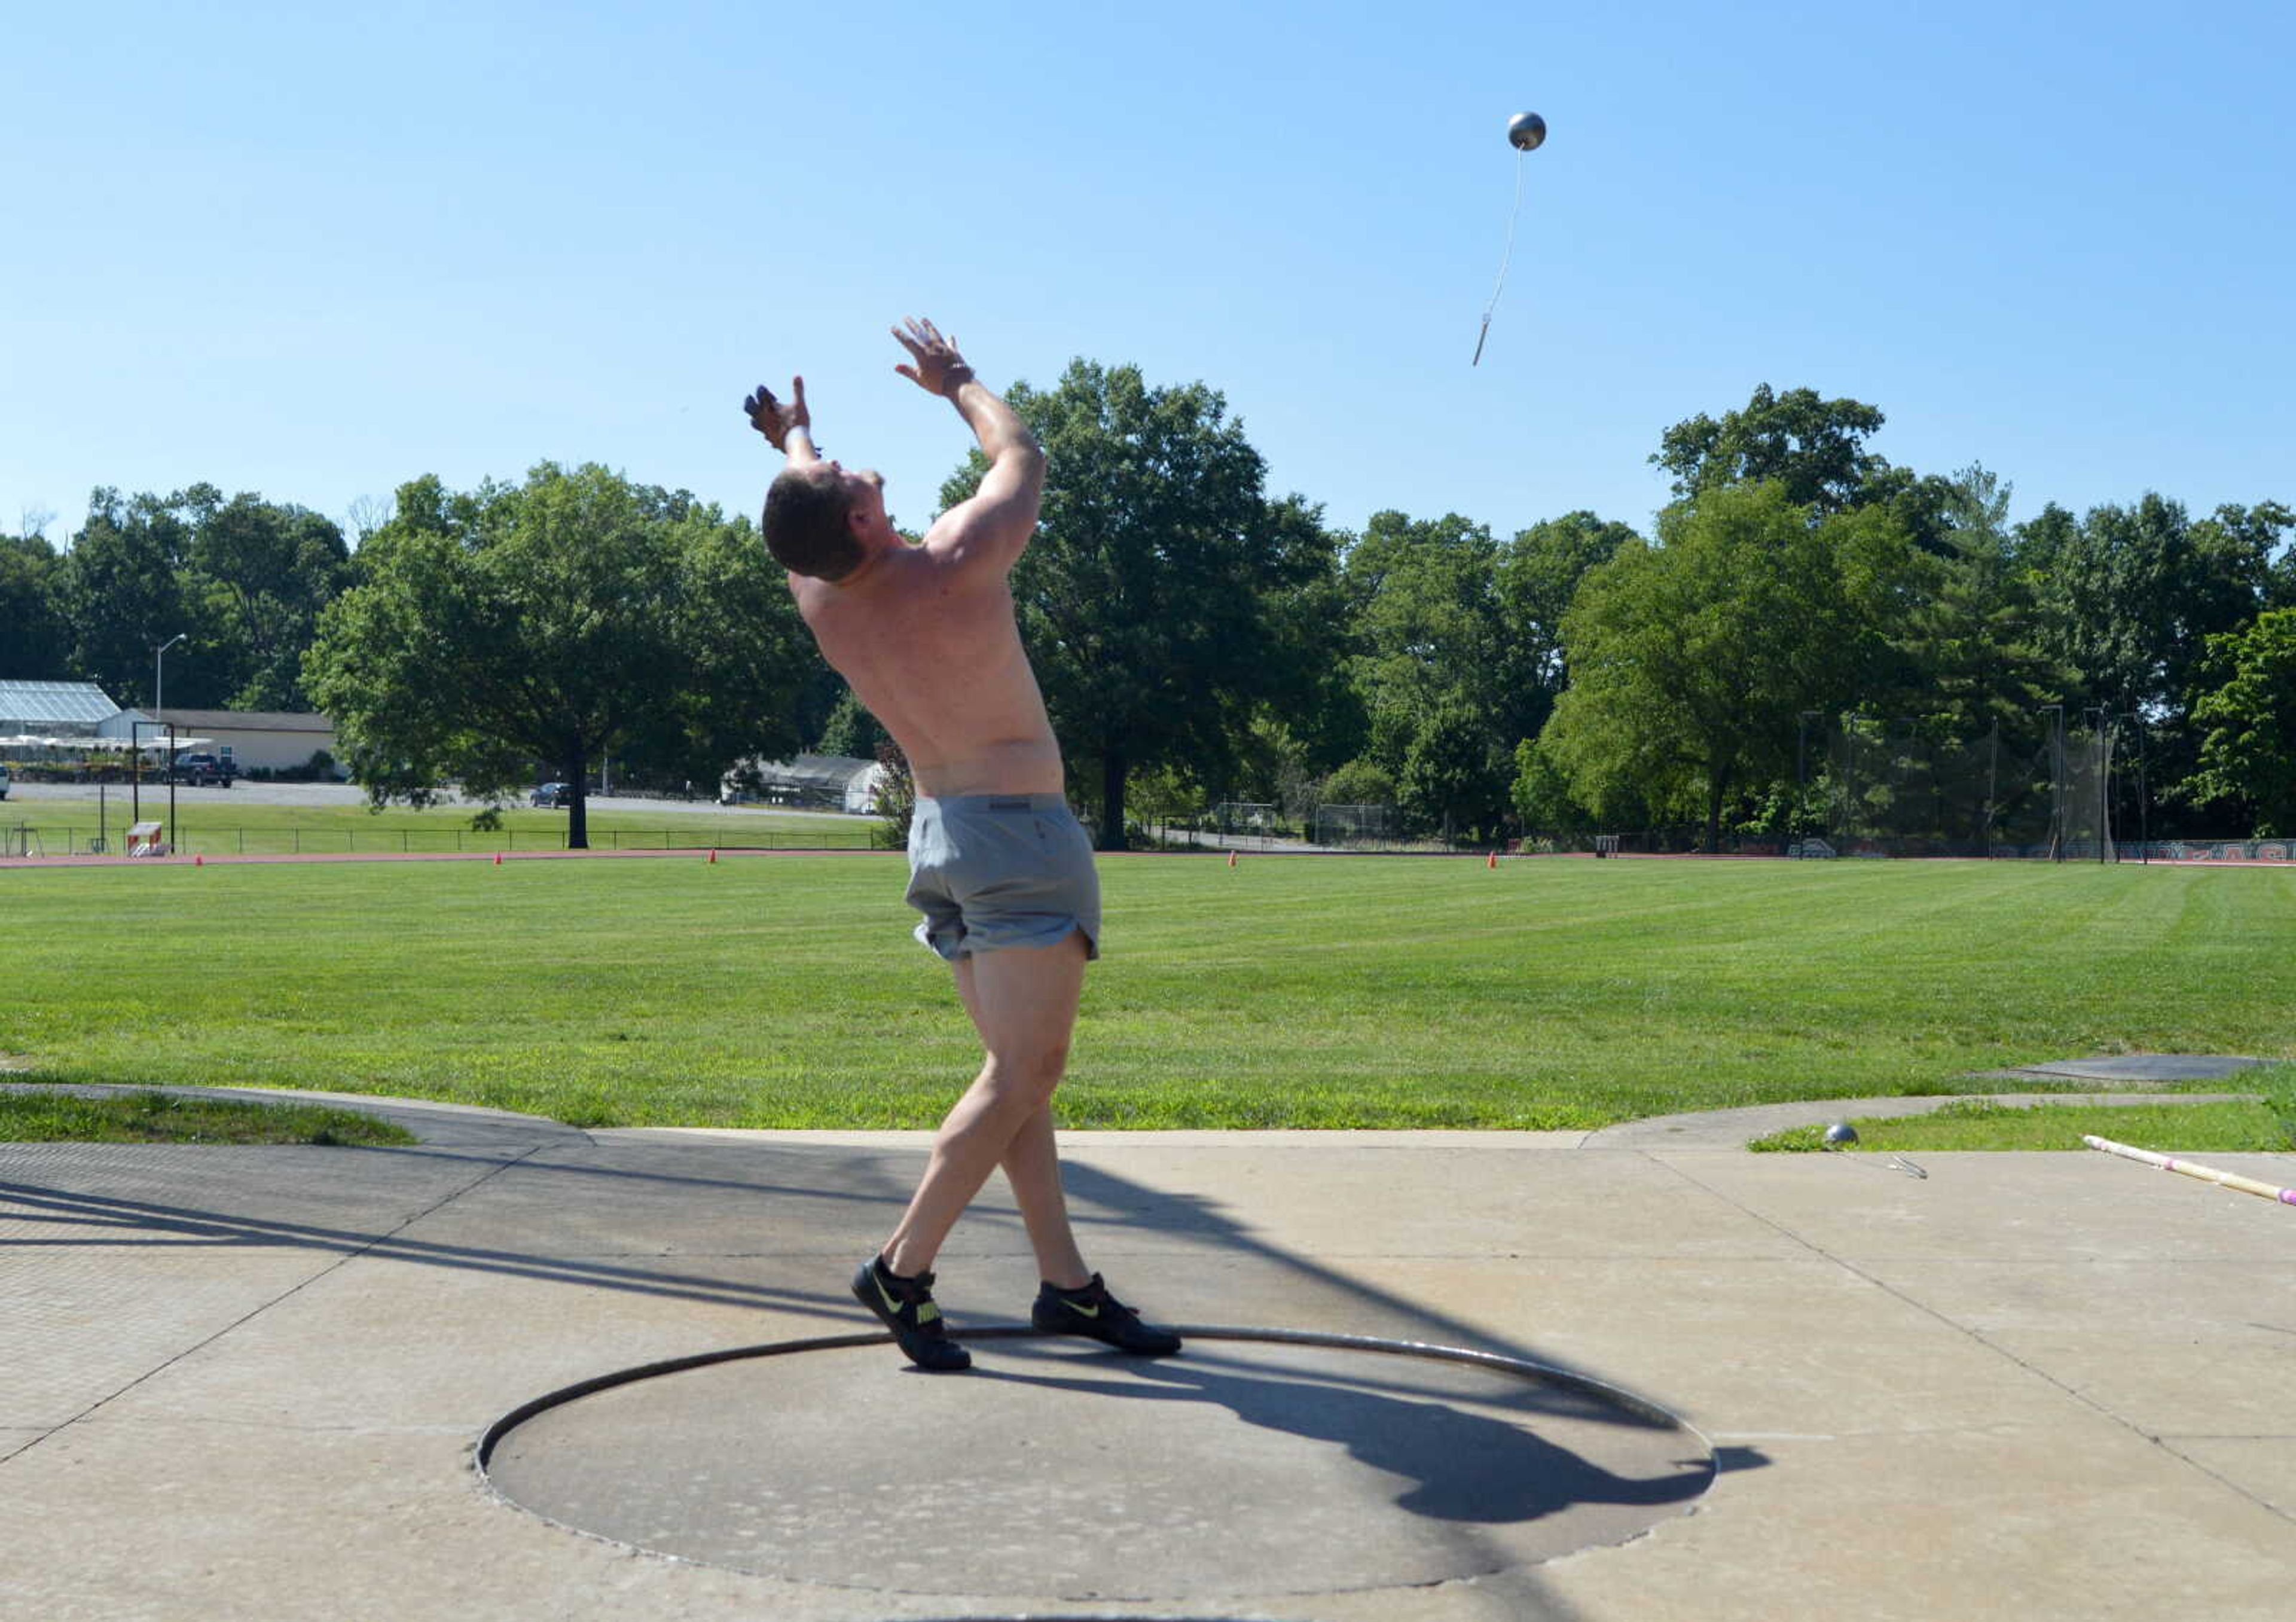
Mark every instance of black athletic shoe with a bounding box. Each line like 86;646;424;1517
1031;1273;1182;1356
851;1256;972;1372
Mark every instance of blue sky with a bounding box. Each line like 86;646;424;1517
5;1;2291;551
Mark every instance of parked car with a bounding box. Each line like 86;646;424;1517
530;782;574;807
0;763;10;800
170;752;236;787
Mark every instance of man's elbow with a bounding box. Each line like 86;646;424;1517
999;438;1048;491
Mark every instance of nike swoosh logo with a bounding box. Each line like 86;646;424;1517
1067;1300;1100;1318
875;1273;939;1324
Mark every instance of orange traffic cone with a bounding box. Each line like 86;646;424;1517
493;851;502;866
708;849;718;864
1488;850;1498;869
194;854;203;867
1228;850;1238;868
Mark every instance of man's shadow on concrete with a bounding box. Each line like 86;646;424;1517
975;1341;1715;1526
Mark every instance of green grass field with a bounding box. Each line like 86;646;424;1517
0;1087;417;1146
4;853;2294;1133
1752;1095;2296;1154
0;792;876;855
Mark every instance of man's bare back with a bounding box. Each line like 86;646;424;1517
747;316;1058;797
792;544;1062;797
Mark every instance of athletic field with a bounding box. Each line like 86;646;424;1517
3;855;2292;1130
0;791;874;856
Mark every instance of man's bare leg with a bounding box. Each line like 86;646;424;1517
880;932;1089;1281
952;950;1092;1288
995;1095;1092;1289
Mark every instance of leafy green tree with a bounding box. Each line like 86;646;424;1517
1335;507;1638;841
814;688;889;758
2019;493;2287;831
1398;702;1510;841
185;490;351;711
304;464;812;848
938;360;1336;849
2274;524;2296;612
1321;757;1398;813
2187;609;2296;835
1493;510;1638;741
1652;383;1958;553
0;531;73;678
619;494;820;795
871;740;917;848
1883;466;2071;731
2041;494;2187;712
2185;499;2293;661
50;485;351;711
1540;481;1912;850
1850;467;2075;844
1511;732;1601;836
1115;758;1205;838
56;489;196;705
2024;495;2282;713
1246;493;1361;785
1344;511;1500;769
1651;384;1894;515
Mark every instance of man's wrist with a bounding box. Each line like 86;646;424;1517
939;367;978;400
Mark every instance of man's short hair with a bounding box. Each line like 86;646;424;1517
763;465;864;581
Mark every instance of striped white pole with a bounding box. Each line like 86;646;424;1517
2084;1135;2296;1208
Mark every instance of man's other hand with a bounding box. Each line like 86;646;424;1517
891;318;976;398
744;377;811;451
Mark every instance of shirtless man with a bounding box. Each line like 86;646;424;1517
743;318;1180;1372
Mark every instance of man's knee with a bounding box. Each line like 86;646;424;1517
979;1042;1069;1107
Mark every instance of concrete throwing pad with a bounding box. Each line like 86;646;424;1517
482;1329;1713;1603
2007;1054;2273;1084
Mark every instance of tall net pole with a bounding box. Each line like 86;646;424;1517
1985;721;1998;859
2134;715;2148;862
2057;703;2075;864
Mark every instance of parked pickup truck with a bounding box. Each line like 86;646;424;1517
170;752;237;787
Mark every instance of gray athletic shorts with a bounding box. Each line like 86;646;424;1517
904;794;1101;962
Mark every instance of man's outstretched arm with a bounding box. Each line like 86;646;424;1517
744;376;819;467
893;318;1045;569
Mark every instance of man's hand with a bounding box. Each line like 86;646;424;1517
743;376;813;453
891;317;976;398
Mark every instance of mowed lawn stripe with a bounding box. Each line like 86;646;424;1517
2;856;2292;1129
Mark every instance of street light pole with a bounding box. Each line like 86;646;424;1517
2039;703;2065;860
151;634;187;825
154;633;186;721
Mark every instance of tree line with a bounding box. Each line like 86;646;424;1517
5;371;2291;848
